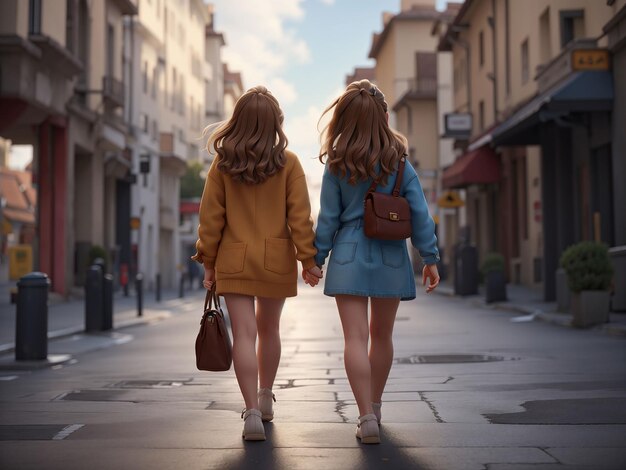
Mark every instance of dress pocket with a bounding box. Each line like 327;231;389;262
265;238;296;274
216;242;247;274
331;242;357;265
381;244;404;268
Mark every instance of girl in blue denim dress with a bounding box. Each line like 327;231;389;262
310;80;440;444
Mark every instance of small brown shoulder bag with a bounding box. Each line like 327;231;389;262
195;285;232;371
363;156;412;240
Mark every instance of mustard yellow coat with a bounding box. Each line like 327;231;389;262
192;150;317;298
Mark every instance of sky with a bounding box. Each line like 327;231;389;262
209;0;451;199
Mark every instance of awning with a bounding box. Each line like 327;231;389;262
492;71;613;146
442;146;501;189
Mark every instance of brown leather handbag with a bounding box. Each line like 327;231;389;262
364;156;412;240
195;286;232;371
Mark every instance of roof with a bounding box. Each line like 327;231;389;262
0;167;36;225
223;63;244;92
369;5;442;59
438;0;475;52
345;67;376;86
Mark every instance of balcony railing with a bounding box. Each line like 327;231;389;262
102;75;124;108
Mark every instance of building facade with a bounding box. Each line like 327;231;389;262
440;0;621;300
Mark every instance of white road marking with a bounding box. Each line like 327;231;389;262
0;375;18;381
52;424;85;440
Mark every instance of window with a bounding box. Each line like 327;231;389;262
479;30;484;67
151;66;157;99
140;113;149;133
152;120;158;141
106;23;115;76
478;100;485;131
560;10;584;48
521;38;529;85
29;0;42;34
142;61;148;94
539;8;551;64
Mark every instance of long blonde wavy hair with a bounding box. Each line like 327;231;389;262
207;86;288;184
318;79;408;185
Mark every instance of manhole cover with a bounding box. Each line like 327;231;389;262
0;424;84;441
395;354;508;364
109;380;188;389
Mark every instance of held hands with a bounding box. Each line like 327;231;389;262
422;263;440;293
302;265;323;287
203;267;216;290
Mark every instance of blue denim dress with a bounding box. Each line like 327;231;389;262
314;160;439;301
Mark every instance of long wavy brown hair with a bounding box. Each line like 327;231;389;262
207;86;288;184
319;79;408;185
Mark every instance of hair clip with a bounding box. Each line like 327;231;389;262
369;87;377;96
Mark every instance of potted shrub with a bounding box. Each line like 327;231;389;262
560;241;613;328
481;252;507;303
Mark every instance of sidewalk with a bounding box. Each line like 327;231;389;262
0;280;207;353
434;279;626;337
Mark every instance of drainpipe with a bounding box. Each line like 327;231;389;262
489;0;498;122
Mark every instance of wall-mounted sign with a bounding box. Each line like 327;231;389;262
444;113;472;139
130;217;141;230
437;191;464;208
571;49;610;71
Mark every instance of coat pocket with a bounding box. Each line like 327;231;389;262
331;242;357;265
216;242;247;274
381;244;404;268
265;238;296;274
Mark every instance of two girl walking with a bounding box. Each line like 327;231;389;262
193;81;440;444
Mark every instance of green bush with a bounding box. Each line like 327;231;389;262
559;241;613;293
481;252;505;277
88;245;109;271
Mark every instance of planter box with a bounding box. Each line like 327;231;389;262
570;291;610;328
485;271;507;303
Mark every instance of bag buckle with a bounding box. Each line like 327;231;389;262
389;212;399;221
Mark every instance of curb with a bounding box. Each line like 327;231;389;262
432;287;626;338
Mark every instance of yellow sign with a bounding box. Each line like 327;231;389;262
1;219;12;235
130;217;141;230
8;245;33;280
571;49;610;71
437;191;465;208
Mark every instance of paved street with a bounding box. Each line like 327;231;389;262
1;283;625;470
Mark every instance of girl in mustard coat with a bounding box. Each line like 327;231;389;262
193;86;322;441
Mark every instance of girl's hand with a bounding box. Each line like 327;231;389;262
302;266;323;287
203;267;216;290
422;264;440;293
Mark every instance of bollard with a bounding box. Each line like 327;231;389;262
179;273;185;298
85;265;104;332
155;273;161;302
102;273;114;330
15;272;50;361
136;273;143;317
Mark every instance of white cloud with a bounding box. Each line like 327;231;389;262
319;0;335;4
211;0;310;101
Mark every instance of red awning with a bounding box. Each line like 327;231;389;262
442;146;501;189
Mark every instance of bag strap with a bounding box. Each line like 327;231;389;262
367;154;407;197
203;285;222;311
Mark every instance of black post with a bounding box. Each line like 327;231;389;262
136;273;143;317
155;273;161;302
85;265;104;332
15;272;50;361
178;273;185;298
102;273;114;330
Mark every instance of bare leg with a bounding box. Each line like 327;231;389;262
369;297;400;404
256;297;285;389
224;294;258;411
336;294;373;417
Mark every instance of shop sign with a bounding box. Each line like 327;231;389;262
437;191;465;208
444;113;472;139
571;49;610;71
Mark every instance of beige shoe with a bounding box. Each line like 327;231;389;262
258;388;276;422
372;402;382;425
355;413;380;444
241;409;266;441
